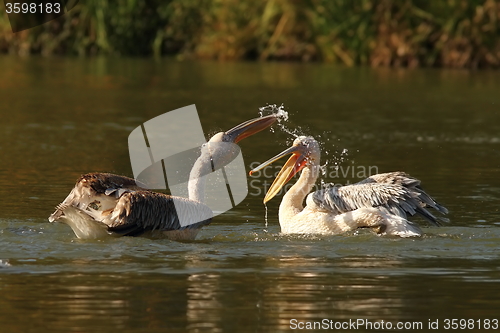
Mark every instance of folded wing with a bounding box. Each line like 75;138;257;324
49;173;212;238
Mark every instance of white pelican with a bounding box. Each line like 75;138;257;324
250;136;448;237
49;115;278;240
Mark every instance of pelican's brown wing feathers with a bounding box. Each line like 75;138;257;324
49;173;212;237
104;191;212;236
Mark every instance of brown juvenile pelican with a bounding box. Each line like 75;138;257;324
49;115;278;240
250;136;448;237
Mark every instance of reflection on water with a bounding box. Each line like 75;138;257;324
3;250;500;332
1;57;500;332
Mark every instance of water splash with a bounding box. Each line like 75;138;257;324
259;104;306;140
264;203;268;230
319;160;328;176
259;103;288;122
0;259;11;268
279;122;303;139
315;136;351;186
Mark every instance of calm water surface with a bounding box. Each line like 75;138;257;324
1;57;500;332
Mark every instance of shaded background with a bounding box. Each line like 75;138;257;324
1;0;500;67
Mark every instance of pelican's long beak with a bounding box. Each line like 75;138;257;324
225;114;277;143
250;145;307;203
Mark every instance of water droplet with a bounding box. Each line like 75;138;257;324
264;203;268;229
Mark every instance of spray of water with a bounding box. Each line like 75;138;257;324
264;203;268;229
259;104;306;141
261;105;352;182
259;103;289;122
256;104;354;228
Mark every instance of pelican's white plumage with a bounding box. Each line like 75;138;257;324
49;115;279;240
251;136;448;237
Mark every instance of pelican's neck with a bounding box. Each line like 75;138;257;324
188;152;212;204
279;161;319;220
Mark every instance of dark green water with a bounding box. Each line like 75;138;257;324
1;57;500;332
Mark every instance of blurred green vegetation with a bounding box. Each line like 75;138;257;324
1;0;499;68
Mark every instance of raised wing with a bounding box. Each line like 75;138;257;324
48;173;143;222
311;178;446;226
357;172;448;215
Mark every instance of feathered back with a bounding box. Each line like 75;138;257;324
48;173;142;222
105;191;212;236
49;173;212;237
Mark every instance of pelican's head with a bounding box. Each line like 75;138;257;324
204;114;279;170
249;136;320;203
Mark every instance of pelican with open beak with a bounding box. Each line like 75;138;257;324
250;136;448;237
50;114;281;240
